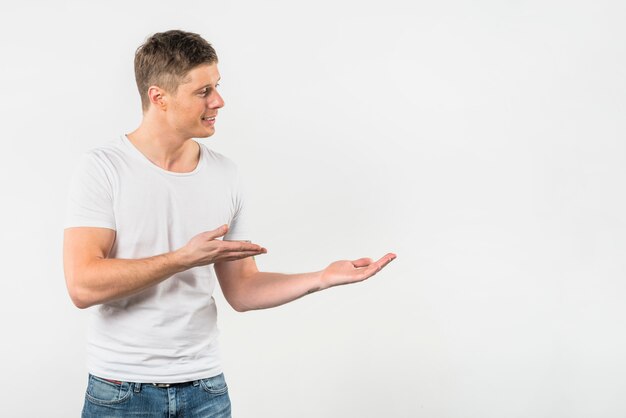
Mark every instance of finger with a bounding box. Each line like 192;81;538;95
219;251;266;262
221;240;265;253
352;257;374;268
225;245;267;255
235;243;266;253
361;253;396;279
207;224;229;240
375;253;396;269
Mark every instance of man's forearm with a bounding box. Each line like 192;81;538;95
72;251;187;309
230;270;325;312
220;254;396;312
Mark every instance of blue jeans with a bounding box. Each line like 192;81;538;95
81;373;232;417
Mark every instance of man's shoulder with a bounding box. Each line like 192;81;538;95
198;142;239;172
88;135;125;156
74;136;128;177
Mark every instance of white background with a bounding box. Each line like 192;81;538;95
1;1;625;417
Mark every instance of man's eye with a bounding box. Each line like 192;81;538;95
199;84;219;96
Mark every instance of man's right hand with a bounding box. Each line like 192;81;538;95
64;224;266;308
176;224;267;268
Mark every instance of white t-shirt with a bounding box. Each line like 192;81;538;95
64;134;250;383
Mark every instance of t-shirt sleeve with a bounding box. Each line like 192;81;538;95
223;166;251;241
64;152;116;230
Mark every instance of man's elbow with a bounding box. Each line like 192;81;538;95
224;294;253;313
232;304;248;313
72;298;91;310
65;274;95;309
69;290;91;309
230;299;252;313
68;286;93;309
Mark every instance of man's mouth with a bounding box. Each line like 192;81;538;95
202;116;216;121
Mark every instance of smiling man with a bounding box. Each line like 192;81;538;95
63;29;396;418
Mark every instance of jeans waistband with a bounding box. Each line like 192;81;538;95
96;375;201;392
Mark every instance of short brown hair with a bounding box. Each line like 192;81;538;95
134;30;218;111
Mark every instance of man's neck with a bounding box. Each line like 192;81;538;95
126;123;200;173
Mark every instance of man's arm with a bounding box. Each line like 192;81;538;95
63;224;266;309
214;250;397;312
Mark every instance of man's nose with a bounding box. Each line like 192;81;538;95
209;91;225;109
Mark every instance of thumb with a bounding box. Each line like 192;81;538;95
352;257;374;268
209;224;229;239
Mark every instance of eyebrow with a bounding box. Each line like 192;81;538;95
195;77;221;91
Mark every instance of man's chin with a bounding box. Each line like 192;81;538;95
196;129;215;139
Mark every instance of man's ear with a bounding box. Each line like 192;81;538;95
147;85;167;110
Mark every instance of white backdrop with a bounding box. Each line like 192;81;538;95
1;1;625;417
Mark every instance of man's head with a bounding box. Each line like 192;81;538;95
134;30;224;138
134;30;219;112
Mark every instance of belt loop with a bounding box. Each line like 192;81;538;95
134;382;142;393
192;380;200;387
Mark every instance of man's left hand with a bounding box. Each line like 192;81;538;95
320;253;397;289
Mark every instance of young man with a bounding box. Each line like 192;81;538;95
63;29;396;417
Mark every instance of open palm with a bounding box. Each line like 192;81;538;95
320;253;396;289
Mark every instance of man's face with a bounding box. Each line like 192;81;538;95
164;63;224;139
